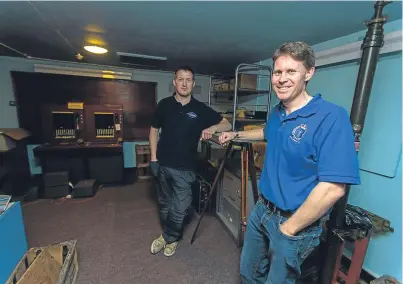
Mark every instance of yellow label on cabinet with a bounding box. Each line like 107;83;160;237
68;102;84;109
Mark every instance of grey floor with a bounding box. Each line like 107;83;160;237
21;181;241;284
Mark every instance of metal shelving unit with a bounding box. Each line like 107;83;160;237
208;63;273;130
198;63;271;246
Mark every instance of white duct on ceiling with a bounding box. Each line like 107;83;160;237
34;64;132;80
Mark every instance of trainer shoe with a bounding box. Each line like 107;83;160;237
164;241;179;257
151;235;166;254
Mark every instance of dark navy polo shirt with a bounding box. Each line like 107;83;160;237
259;94;361;211
151;94;223;170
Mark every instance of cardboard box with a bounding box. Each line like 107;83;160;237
230;74;258;90
6;240;79;284
213;82;230;91
0;129;32;196
0;128;31;153
214;74;258;92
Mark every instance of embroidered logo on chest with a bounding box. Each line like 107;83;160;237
290;124;308;143
187;112;197;119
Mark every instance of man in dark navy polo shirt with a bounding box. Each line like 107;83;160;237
219;42;360;283
149;66;231;257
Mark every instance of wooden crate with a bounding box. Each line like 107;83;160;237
6;240;78;284
135;144;153;180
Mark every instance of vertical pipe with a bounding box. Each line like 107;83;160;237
320;1;391;283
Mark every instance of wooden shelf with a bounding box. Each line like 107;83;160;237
221;115;266;123
135;145;152;180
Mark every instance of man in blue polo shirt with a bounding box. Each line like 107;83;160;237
219;41;360;283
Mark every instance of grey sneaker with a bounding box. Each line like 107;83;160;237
151;235;166;254
164;241;179;257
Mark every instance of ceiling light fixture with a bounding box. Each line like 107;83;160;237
84;45;108;54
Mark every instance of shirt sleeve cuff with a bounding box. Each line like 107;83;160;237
318;175;361;185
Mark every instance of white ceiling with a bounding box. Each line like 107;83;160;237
0;1;401;75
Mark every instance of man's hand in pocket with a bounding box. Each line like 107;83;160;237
150;160;159;178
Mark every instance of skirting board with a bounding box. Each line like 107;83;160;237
315;30;402;67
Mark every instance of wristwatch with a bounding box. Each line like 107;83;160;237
234;131;239;138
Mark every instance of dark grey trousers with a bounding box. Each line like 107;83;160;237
152;163;196;243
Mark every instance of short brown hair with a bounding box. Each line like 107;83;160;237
175;66;195;80
272;42;315;70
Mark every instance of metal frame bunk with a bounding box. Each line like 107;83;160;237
208;63;273;130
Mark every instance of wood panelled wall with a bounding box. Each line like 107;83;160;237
11;71;157;143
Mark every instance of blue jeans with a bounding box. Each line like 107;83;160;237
156;165;196;243
240;197;323;284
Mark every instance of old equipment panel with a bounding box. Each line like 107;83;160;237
42;104;84;145
84;105;123;144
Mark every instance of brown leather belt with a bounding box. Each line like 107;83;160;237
260;195;293;218
260;195;324;228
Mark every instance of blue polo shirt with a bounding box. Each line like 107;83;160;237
259;94;361;211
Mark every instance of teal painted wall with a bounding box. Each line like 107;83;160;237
259;19;402;280
309;49;402;281
0;57;211;169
